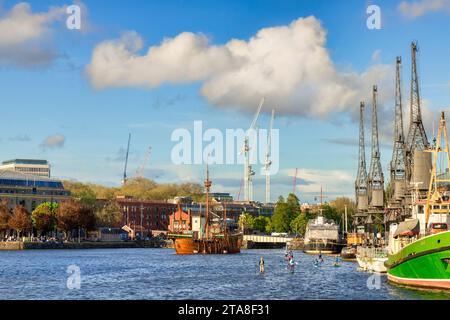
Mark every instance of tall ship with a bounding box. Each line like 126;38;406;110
168;165;243;254
385;112;450;290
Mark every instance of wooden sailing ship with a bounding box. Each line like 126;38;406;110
168;165;243;254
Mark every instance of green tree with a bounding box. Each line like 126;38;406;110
286;193;300;218
271;197;292;233
329;197;356;228
95;201;123;228
32;202;59;235
62;181;97;206
9;205;32;239
238;213;254;234
253;216;270;232
290;213;310;237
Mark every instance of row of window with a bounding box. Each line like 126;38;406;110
0;188;69;196
0;179;64;189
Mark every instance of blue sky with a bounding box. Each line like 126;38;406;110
0;0;449;203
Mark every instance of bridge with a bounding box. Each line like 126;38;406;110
242;235;296;249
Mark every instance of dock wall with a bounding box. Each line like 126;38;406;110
0;240;174;250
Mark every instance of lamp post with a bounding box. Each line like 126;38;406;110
140;204;144;241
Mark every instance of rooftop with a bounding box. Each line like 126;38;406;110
1;159;49;166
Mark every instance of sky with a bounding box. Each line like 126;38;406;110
0;0;449;203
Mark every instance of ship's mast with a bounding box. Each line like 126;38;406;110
425;111;450;227
204;162;212;239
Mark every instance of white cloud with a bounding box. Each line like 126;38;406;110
40;134;65;150
398;0;450;18
0;2;68;66
372;49;382;62
86;16;394;119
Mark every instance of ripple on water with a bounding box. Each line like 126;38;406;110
0;248;449;300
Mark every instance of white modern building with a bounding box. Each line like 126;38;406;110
0;159;51;178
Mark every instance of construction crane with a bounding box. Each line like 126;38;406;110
135;146;152;178
264;109;275;203
243;97;264;202
122;133;131;185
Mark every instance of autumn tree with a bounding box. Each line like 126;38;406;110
57;200;80;240
0;199;10;239
9;205;32;239
57;200;96;241
32;202;59;235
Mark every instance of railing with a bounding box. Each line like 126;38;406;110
243;235;294;243
357;246;388;258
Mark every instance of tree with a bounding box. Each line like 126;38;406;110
57;200;96;241
32;202;58;235
286;193;301;218
0;199;10;239
62;181;97;206
290;213;310;237
271;197;292;233
329;197;356;228
253;216;270;233
95;201;122;228
238;213;254;234
57;200;80;239
9;205;32;238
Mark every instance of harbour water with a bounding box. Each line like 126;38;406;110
0;248;449;300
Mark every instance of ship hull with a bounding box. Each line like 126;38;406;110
340;246;357;260
171;234;242;255
303;241;344;255
385;231;450;290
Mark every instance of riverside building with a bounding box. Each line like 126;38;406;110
0;170;70;212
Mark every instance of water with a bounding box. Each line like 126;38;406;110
0;248;449;300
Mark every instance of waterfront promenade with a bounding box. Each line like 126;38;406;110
0;240;173;250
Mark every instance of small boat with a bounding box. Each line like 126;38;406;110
340;245;357;260
356;246;388;273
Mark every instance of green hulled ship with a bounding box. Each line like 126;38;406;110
385;111;450;290
385;230;450;289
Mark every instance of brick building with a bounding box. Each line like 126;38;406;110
116;196;175;237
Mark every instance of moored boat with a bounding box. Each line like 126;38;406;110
168;164;242;255
385;112;450;290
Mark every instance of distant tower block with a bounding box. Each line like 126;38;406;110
355;101;369;210
390;56;407;201
368;85;384;207
406;41;430;190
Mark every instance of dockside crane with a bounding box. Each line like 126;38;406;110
243;97;264;202
405;41;430;193
264;109;275;203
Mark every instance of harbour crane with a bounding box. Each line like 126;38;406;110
122;133;131;185
264;109;275;203
243;97;265;202
135;146;152;178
